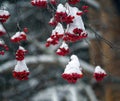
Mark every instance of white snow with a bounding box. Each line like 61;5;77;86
33;0;47;3
65;4;86;34
0;24;6;33
56;49;60;52
56;4;66;12
47;37;53;41
19;46;25;50
20;31;26;35
0;40;4;45
11;31;21;39
0;10;10;16
11;31;26;39
60;41;69;50
52;23;64;35
14;60;29;72
64;55;82;74
49;17;54;23
94;66;106;74
65;3;79;16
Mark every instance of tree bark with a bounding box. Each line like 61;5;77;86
89;0;120;101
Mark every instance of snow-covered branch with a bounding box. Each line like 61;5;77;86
0;54;94;73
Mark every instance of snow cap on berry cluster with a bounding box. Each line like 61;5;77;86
94;66;107;82
13;60;30;80
0;10;10;16
60;41;69;50
0;9;10;23
62;3;87;42
64;55;82;74
56;4;66;13
52;23;64;36
56;41;69;56
0;40;4;45
0;24;6;36
94;66;106;74
14;60;29;72
46;23;64;47
19;46;26;51
11;31;27;43
62;55;83;83
65;3;85;31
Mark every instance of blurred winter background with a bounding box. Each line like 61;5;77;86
0;0;120;101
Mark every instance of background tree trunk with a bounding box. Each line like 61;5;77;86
89;0;120;101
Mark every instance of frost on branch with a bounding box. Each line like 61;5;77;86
62;55;83;83
11;31;27;43
93;66;107;82
56;41;69;56
0;24;6;36
13;60;30;80
0;9;10;23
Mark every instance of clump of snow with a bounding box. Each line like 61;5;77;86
11;31;25;39
65;3;79;16
19;46;26;51
64;55;82;74
52;23;64;35
0;40;4;45
14;60;29;72
0;10;10;16
94;66;106;74
56;4;66;12
0;24;6;32
60;41;68;50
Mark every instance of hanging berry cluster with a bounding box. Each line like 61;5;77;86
0;0;107;83
45;1;107;83
0;9;10;55
46;3;88;56
11;31;27;43
94;66;107;82
13;46;30;80
10;29;29;80
0;8;29;80
62;55;83;83
31;0;57;8
0;9;10;23
62;55;107;83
